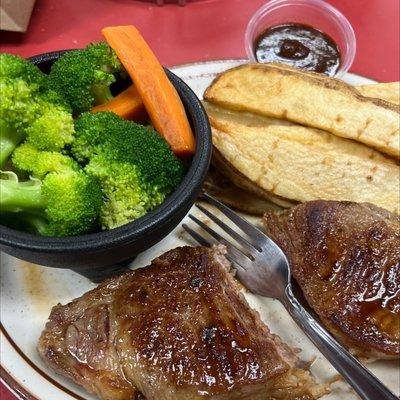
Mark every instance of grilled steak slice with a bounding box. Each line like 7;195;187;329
263;201;400;359
38;246;326;400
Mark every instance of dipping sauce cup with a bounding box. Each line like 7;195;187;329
245;0;356;78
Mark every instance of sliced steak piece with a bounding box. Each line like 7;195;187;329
38;246;326;400
263;201;400;360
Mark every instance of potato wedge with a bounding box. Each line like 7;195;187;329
356;82;400;106
205;63;400;158
206;104;400;214
204;165;280;215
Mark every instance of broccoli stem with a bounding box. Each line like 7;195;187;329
0;178;46;213
0;211;48;235
91;84;114;105
19;212;49;235
0;120;24;168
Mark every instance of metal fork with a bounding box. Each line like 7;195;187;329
182;193;397;400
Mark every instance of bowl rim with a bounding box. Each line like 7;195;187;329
244;0;357;78
0;50;211;253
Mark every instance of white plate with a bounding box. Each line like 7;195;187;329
1;60;398;400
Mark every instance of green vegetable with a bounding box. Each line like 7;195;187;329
0;54;74;167
0;52;185;236
0;78;39;166
48;42;124;114
25;107;74;151
73;112;185;230
71;111;122;163
12;143;79;178
0;168;102;237
0;53;47;87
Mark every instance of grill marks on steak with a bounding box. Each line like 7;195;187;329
38;246;324;400
263;201;400;359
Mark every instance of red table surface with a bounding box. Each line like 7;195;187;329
0;0;399;80
0;0;399;399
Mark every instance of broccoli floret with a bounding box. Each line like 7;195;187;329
12;143;79;178
0;79;74;166
38;86;72;113
72;111;122;163
0;78;40;130
85;42;122;74
0;54;75;167
73;112;185;230
48;43;124;114
25;106;74;151
0;169;102;237
0;78;39;166
0;53;46;87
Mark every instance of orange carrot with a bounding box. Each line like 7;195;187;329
102;25;196;156
91;84;147;122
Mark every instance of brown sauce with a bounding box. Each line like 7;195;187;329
254;23;341;76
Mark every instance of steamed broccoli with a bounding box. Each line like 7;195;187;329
72;112;185;230
0;166;102;237
48;42;124;114
25;107;74;151
0;54;74;167
12;143;79;178
71;111;122;163
0;53;46;86
0;78;38;166
2;141;102;236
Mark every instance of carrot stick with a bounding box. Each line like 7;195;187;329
102;25;196;156
91;84;147;122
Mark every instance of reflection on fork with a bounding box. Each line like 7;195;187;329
182;192;397;400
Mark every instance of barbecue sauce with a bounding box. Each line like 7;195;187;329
254;23;340;76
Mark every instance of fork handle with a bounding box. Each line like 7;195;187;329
283;286;397;400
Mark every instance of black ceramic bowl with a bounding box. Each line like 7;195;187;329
0;50;211;280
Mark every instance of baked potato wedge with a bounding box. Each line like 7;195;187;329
205;103;400;214
205;63;400;158
356;82;400;106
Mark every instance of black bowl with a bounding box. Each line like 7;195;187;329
0;50;211;280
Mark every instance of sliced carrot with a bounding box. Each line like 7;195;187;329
102;25;196;156
91;84;147;122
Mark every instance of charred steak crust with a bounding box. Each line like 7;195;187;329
263;201;400;359
38;246;324;400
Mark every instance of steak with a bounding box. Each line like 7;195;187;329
38;246;326;400
263;201;400;359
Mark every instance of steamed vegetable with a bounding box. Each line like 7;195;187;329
48;42;124;114
91;84;146;121
0;27;192;237
12;143;79;178
0;54;73;167
102;25;195;156
0;53;47;85
0;168;102;237
72;112;185;229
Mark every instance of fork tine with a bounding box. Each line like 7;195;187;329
200;193;266;246
195;203;259;252
188;214;251;269
182;224;211;247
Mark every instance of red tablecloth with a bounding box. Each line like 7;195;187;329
1;0;399;80
0;0;399;399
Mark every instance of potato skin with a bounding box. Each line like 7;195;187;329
356;82;400;106
204;63;400;158
205;102;400;214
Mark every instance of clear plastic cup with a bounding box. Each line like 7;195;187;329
245;0;356;78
